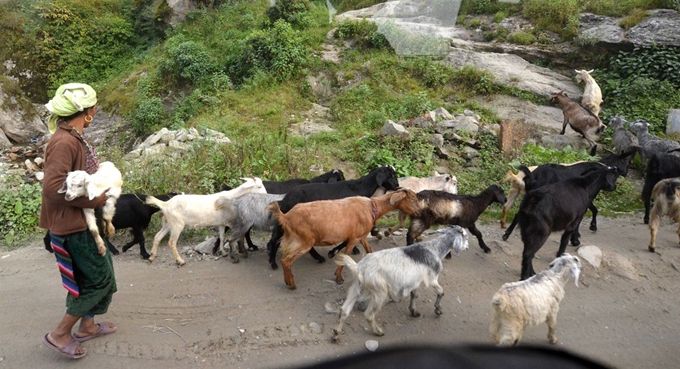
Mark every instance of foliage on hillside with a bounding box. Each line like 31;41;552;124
2;0;677;244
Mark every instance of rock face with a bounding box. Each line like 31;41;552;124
0;85;47;148
442;48;583;100
166;0;197;26
579;9;680;48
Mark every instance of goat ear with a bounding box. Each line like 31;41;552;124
571;262;581;287
434;170;441;176
57;181;68;194
389;191;406;205
86;182;98;200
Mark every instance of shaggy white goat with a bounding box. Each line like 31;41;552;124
648;177;680;252
489;253;581;346
145;177;266;265
331;226;469;341
58;161;123;256
574;69;603;116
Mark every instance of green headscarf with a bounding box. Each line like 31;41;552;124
45;83;98;133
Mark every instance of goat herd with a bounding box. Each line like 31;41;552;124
45;69;680;348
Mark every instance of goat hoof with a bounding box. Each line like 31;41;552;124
231;258;240;264
317;257;326;264
410;310;421;318
249;246;259;251
335;279;344;285
482;247;491;254
501;234;509;241
590;225;597;232
383;231;391;237
110;248;119;255
141;253;150;260
435;308;443;316
648;246;656;253
331;333;341;344
270;263;279;270
351;247;360;255
571;240;581;247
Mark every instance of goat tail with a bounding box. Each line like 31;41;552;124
335;254;359;277
144;195;167;210
214;196;235;212
502;169;517;183
491;292;507;311
266;201;284;226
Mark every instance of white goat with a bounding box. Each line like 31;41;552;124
648;177;680;252
331;226;469;341
58;161;123;256
574;69;603;116
380;172;458;238
145;177;266;265
489;253;581;347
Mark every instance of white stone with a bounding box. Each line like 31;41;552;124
667;109;680;135
194;237;217;255
577;245;602;268
380;120;408;136
365;340;379;352
34;171;44;181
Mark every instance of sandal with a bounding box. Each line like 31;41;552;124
42;333;87;359
73;322;117;342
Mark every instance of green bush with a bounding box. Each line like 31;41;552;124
610;46;680;86
619;8;649;29
231;20;310;85
507;31;537;45
0;175;42;246
266;0;314;29
334;20;390;50
358;133;435;177
451;66;501;95
131;96;168;135
158;38;218;85
521;0;580;39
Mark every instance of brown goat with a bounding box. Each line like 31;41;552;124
267;188;420;290
648;178;680;252
551;91;605;147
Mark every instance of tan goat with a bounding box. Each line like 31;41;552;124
574;69;603;116
551;90;605;147
267;188;420;290
648;177;680;252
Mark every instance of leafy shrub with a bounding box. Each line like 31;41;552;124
400;57;455;89
158;38;218;85
619;8;649;29
131;96;167;135
0;175;42;246
358;133;435;177
493;11;507;23
334;20;390;50
451;66;501;95
610;46;680;87
459;0;519;15
266;0;313;29
521;0;580;39
507;31;536;45
230;20;309;85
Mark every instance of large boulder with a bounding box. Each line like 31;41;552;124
0;83;47;148
579;9;680;48
442;48;583;100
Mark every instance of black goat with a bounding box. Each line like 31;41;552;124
220;169;345;194
44;193;177;259
642;151;680;224
405;185;506;253
517;166;619;280
217;169;345;251
502;147;636;241
266;165;400;270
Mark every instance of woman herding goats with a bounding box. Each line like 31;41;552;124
39;83;117;359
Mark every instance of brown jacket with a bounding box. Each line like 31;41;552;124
39;123;106;236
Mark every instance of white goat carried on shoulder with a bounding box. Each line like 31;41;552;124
58;161;123;256
489;253;581;347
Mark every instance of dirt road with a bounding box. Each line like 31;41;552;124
1;214;679;369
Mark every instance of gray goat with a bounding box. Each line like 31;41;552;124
630;119;680;166
609;116;639;155
213;193;285;262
